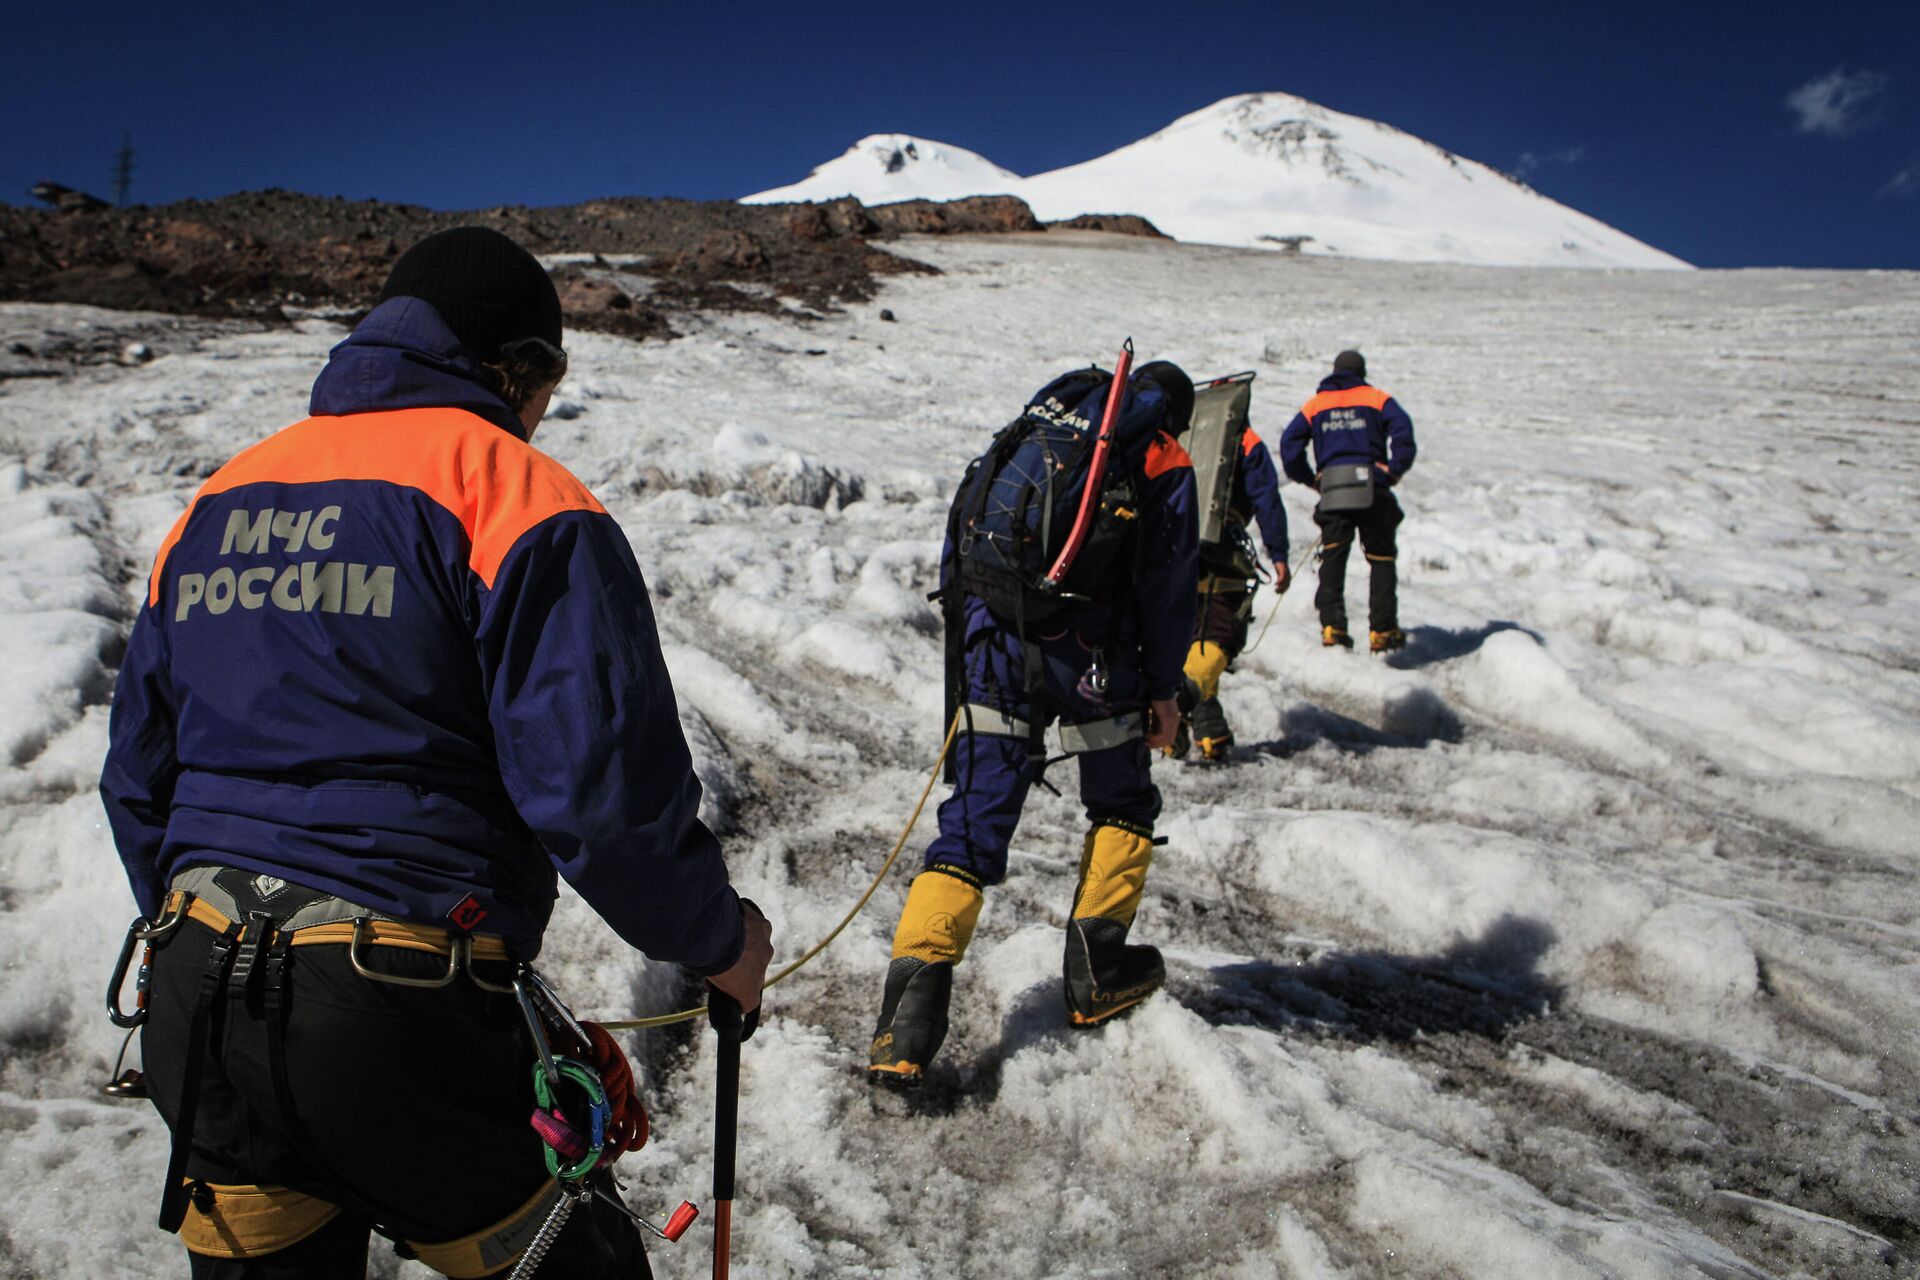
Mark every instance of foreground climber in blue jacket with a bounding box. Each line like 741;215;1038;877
867;360;1199;1088
1279;350;1417;652
101;227;772;1278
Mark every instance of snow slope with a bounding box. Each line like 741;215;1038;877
1;241;1917;1278
744;94;1688;270
747;134;1023;204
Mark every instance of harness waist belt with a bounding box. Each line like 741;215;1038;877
167;866;510;962
959;702;1031;741
960;704;1144;755
1057;713;1145;754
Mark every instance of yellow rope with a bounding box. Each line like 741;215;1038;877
598;713;961;1031
1242;534;1320;656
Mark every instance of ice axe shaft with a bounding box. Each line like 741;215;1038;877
708;988;744;1280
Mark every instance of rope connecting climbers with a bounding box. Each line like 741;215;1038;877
1242;533;1322;656
598;712;962;1032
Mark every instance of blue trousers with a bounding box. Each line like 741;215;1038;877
927;625;1161;884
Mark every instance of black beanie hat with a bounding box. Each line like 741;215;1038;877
1333;349;1367;377
1134;360;1195;436
378;227;562;363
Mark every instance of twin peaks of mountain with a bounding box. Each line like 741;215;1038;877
744;93;1688;270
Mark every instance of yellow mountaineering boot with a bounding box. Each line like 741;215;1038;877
869;867;983;1088
1179;643;1232;761
1369;628;1406;654
1322;625;1353;649
1190;696;1233;761
1183;641;1229;703
1063;822;1165;1026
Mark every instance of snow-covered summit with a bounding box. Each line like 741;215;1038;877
1023;93;1687;269
744;94;1688;270
743;133;1023;205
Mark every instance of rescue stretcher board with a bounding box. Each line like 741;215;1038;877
1188;371;1256;546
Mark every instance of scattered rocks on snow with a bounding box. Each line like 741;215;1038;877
3;187;1164;342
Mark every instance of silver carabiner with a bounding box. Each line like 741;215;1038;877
523;968;591;1050
513;971;562;1089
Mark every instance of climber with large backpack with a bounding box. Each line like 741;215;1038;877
867;351;1199;1088
1166;371;1291;762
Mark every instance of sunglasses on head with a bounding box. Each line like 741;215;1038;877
499;335;569;382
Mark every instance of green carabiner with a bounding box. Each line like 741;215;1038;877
531;1056;609;1181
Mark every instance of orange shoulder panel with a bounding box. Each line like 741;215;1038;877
1143;433;1193;481
1301;386;1391;419
1241;429;1264;456
147;408;605;604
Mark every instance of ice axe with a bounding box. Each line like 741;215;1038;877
706;987;756;1279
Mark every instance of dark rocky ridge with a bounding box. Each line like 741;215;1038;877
1;189;1163;341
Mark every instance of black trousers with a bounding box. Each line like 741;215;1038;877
143;918;651;1278
1193;580;1254;659
1313;490;1404;632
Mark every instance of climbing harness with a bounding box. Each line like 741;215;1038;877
600;710;962;1032
1242;534;1322;656
106;708;969;1265
106;871;696;1274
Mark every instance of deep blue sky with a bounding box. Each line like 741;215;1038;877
5;1;1916;269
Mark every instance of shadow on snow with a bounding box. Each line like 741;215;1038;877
1383;620;1543;671
1179;913;1559;1045
886;916;1558;1113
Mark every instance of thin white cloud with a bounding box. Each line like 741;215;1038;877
1513;146;1587;180
1787;68;1891;137
1882;165;1917;198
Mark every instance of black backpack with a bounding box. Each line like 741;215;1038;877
944;367;1172;629
936;367;1176;766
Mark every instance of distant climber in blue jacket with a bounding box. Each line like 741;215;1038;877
1279;350;1418;652
101;227;772;1278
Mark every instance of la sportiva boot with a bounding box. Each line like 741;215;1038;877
1063;821;1165;1026
868;866;983;1087
1369;628;1406;654
1065;918;1166;1026
1322;625;1353;650
869;958;953;1088
1190;696;1233;761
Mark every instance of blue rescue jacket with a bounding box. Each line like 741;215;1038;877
1278;373;1416;486
1232;430;1290;566
100;298;744;970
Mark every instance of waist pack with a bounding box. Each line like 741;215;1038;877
1316;463;1376;513
946;366;1172;628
